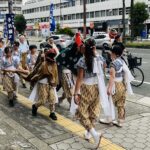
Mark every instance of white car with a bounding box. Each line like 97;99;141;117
94;34;112;48
93;32;106;37
40;34;73;51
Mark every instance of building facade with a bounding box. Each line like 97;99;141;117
0;0;22;32
22;0;150;36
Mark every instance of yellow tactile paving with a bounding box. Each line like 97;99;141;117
0;87;125;150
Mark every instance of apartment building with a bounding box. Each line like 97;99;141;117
22;0;150;36
0;0;22;32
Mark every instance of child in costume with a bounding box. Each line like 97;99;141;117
31;49;58;120
107;45;127;127
13;41;21;60
1;46;20;107
74;39;103;149
26;45;38;72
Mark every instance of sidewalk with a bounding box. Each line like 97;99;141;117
0;85;150;150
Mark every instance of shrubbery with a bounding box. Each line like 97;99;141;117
56;26;74;37
126;42;150;48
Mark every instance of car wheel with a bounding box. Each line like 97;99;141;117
40;44;44;49
103;43;109;48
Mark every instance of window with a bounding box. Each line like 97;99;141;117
101;10;105;17
95;35;106;39
51;36;59;40
90;12;94;18
112;9;118;16
95;11;100;17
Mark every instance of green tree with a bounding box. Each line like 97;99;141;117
56;27;74;37
131;2;149;37
14;14;27;34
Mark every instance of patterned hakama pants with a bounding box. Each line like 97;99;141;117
76;84;100;130
35;83;56;113
20;52;28;85
112;82;126;120
3;74;16;100
61;72;74;99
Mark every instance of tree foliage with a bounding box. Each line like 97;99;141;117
131;2;149;37
14;14;27;34
56;27;74;37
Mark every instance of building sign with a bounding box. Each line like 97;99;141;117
6;14;15;42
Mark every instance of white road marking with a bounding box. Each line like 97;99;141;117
142;61;148;64
0;129;6;135
133;80;150;85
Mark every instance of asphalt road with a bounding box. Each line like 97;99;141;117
127;48;150;97
30;40;150;97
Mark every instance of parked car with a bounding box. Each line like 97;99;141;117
40;34;73;51
93;32;106;37
94;34;112;48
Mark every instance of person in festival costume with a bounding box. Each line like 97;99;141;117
31;49;58;120
105;45;133;127
26;45;38;72
1;46;20;107
57;33;83;107
13;41;21;60
74;38;103;149
18;35;29;88
57;46;76;106
0;38;5;86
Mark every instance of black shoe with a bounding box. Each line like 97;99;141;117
32;104;37;116
9;99;14;107
22;83;27;88
30;86;33;91
49;112;57;120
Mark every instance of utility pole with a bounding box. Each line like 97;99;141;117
83;0;86;39
60;0;61;27
122;0;126;44
130;0;134;41
8;0;13;14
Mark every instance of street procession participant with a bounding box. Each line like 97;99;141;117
30;49;58;120
74;38;103;149
18;35;29;88
0;38;5;85
106;45;134;127
26;45;38;72
1;46;20;107
57;44;77;107
13;41;21;60
0;38;4;61
26;45;38;90
47;37;59;55
56;33;83;106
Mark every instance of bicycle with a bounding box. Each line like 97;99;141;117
126;51;144;87
102;48;144;87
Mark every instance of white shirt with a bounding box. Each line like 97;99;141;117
19;42;29;53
